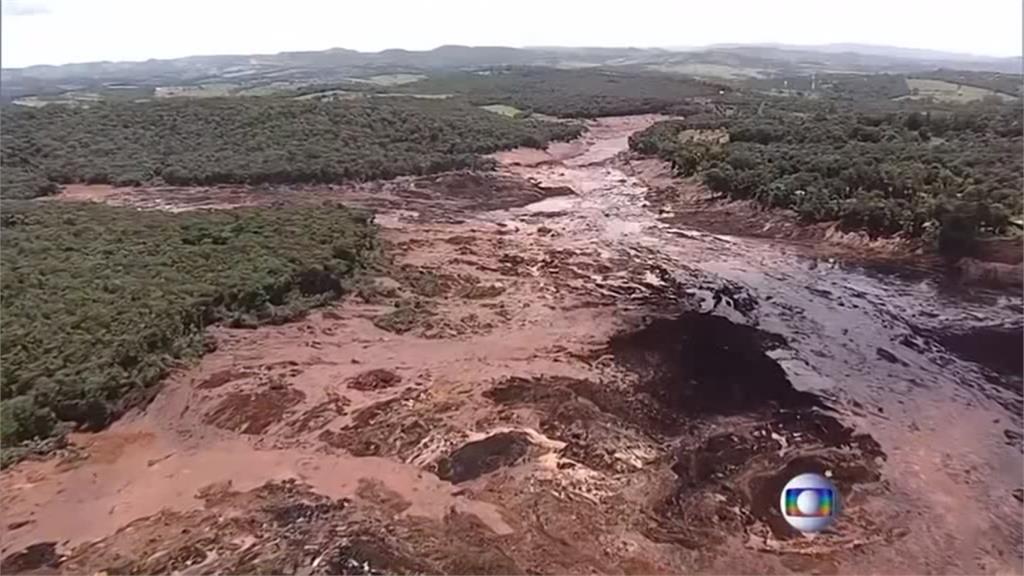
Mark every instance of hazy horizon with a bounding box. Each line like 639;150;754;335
2;0;1022;68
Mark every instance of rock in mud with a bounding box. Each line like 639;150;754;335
435;432;533;483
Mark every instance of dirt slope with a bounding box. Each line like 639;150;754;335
3;117;1021;575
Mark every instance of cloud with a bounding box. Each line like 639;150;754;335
2;0;50;16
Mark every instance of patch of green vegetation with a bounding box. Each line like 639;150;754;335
0;201;378;450
630;98;1023;255
0;97;582;198
396;67;729;117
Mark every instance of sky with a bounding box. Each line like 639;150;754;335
2;0;1021;68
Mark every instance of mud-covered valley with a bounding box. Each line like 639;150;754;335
2;116;1021;575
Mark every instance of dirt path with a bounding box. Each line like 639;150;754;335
3;117;1021;575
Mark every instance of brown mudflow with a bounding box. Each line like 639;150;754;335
3;116;1021;574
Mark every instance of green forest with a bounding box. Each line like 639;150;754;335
393;67;729;117
0;96;582;199
629;98;1023;255
0;202;377;457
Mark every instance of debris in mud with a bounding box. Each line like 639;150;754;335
56;481;357;575
435;431;533;483
597;312;891;544
456;282;506;300
483;376;662;473
354;277;402;304
1005;428;1023;448
287;395;350;436
319;391;446;459
355;478;414;515
395;264;505;301
0;542;59;574
876;347;909;366
373;300;436;334
444;235;477;246
389;171;575;214
609;312;820;416
197;368;252;390
396;265;450;298
419;313;496;339
658;410;885;543
6;519;34;531
30;475;530;575
929;323;1024;377
347;369;403;391
204;387;305;434
670;431;782;486
703;281;760;317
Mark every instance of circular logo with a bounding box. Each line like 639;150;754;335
779;472;839;533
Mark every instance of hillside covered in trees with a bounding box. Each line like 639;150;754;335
629;98;1023;255
0;96;582;199
0;202;377;457
393;67;730;117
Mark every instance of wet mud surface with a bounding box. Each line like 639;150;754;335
4;115;1022;574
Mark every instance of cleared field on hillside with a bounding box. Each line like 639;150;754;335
904;78;1016;102
354;73;427;85
646;63;766;79
155;83;239;98
480;104;523;117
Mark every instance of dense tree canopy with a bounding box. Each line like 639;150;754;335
0;202;377;452
0;96;582;198
395;67;729;117
630;98;1023;255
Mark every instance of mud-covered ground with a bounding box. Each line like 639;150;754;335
4;116;1022;575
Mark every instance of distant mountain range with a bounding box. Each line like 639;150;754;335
2;43;1020;103
699;43;1020;63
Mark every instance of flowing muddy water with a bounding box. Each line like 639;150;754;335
3;116;1021;575
495;117;1023;572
